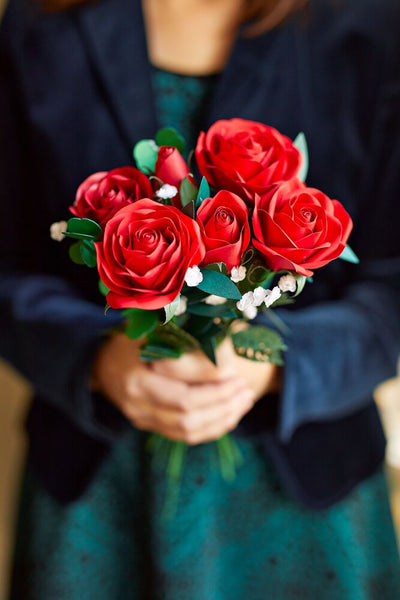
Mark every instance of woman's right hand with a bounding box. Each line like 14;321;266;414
91;334;255;445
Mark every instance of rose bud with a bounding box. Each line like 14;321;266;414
195;118;301;204
252;179;353;276
95;199;205;310
196;190;250;272
155;146;193;207
70;167;153;229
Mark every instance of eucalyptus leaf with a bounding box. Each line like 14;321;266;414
164;295;181;324
80;239;97;268
339;245;360;264
180;176;198;207
186;302;236;319
133;139;158;173
68;241;85;265
293;132;309;183
231;325;287;365
199;336;217;365
196;176;211;209
155;127;185;154
66;217;102;240
124;309;159;339
197;268;242;300
63;231;97;241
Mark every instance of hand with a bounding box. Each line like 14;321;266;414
91;334;255;444
153;335;281;406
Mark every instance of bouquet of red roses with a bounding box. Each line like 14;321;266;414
51;118;356;514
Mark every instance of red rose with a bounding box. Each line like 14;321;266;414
195;118;301;203
95;199;205;310
70;167;153;228
155;147;192;207
196;191;250;272
252;179;353;276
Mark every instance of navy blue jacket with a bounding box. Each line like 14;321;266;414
1;0;400;509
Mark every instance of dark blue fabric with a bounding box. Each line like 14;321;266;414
1;0;400;508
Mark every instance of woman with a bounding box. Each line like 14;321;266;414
1;0;399;597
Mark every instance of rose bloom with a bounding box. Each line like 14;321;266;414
196;190;250;272
95;199;205;310
195;118;301;203
252;179;353;277
70;167;153;228
155;146;193;207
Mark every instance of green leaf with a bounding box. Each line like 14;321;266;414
180;176;198;207
293;132;309;183
68;241;85;265
65;217;102;240
155;127;185;154
197;268;242;300
80;239;97;268
293;274;307;297
199;336;217;365
196;176;210;209
164;295;181;324
231;325;287;365
124;309;159;339
140;343;182;361
186;302;236;319
133;139;158;173
98;279;110;297
339;245;360;264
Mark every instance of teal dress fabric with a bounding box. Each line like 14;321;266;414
10;70;400;600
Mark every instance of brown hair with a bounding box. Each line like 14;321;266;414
40;0;307;34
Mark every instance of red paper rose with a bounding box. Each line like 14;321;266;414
155;147;193;207
196;191;250;272
252;179;353;276
95;199;206;310
70;167;153;228
195;118;301;203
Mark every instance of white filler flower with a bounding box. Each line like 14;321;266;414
50;221;68;242
231;265;247;283
236;291;254;312
253;286;269;307
204;295;227;305
156;184;178;200
264;286;282;308
243;305;258;320
278;274;297;294
175;295;188;316
185;266;203;287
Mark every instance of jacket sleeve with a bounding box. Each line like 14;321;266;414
0;11;126;443
258;39;400;443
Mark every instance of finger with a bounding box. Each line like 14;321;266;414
156;388;255;444
151;351;235;383
138;370;247;411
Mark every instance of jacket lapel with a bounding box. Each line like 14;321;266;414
75;0;157;149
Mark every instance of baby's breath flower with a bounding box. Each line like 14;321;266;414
264;286;282;308
278;274;297;294
50;221;68;242
185;266;203;287
155;184;178;200
231;265;247;283
204;295;227;305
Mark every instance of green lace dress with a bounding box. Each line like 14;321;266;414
10;69;400;600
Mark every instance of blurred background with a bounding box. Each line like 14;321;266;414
0;0;399;598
